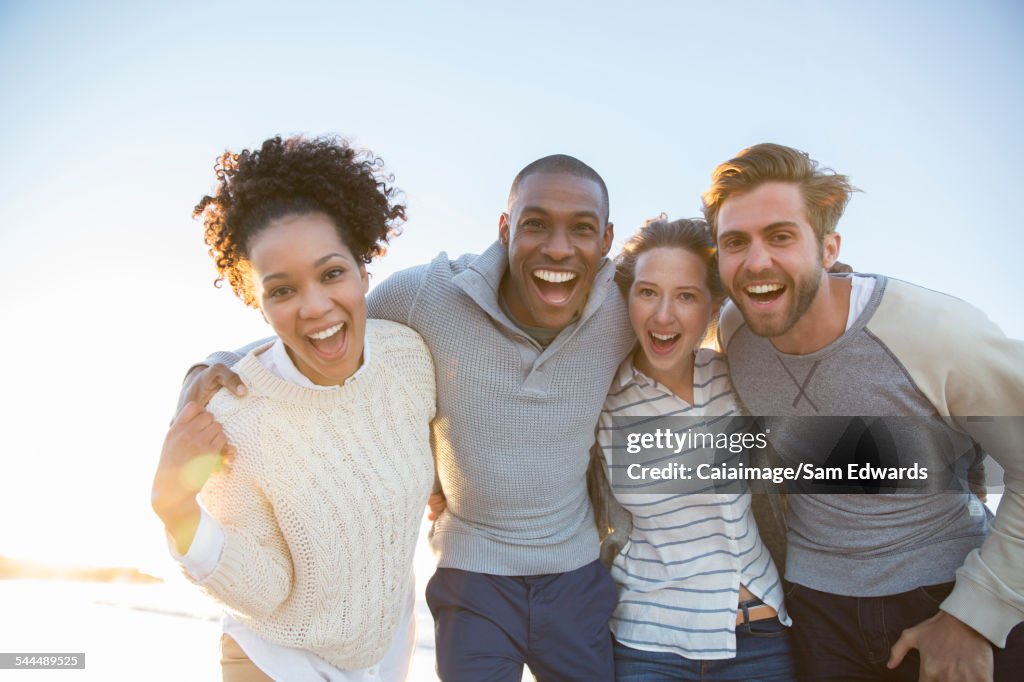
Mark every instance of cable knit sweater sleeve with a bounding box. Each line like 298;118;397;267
194;394;294;618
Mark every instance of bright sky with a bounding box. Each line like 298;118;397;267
1;1;1021;576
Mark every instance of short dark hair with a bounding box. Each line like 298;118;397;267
702;143;857;242
614;215;724;302
193;135;405;307
508;154;610;222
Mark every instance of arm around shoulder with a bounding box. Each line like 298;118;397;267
366;263;429;324
177;337;273;410
715;300;746;353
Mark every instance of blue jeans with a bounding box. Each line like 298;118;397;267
613;617;796;682
786;581;1024;681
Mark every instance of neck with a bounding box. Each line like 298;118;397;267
634;348;696;404
770;273;852;355
498;275;532;328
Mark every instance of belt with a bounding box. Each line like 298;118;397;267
736;598;778;626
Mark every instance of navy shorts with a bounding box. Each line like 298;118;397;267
426;559;617;681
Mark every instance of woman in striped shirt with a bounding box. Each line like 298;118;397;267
596;216;795;681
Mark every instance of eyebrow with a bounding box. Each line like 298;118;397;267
261;252;349;284
634;279;702;291
762;221;800;231
719;221;799;240
518;206;601;221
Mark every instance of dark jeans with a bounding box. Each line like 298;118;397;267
426;560;617;682
613;616;796;681
786;581;1024;681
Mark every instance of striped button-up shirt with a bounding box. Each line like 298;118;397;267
597;348;789;660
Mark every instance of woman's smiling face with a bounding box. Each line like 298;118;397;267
629;246;716;388
248;212;368;385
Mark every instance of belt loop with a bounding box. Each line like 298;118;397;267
739;602;749;625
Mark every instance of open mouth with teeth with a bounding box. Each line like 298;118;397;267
307;321;347;359
744;282;786;304
648;331;681;355
532;268;579;305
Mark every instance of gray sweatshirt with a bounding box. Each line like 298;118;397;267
366;241;636;575
720;273;1024;646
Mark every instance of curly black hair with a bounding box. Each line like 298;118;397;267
194;136;406;307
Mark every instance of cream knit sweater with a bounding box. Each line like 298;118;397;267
194;319;435;670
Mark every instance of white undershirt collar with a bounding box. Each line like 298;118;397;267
261;333;371;389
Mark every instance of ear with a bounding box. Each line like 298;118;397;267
498;212;511;247
248;278;269;323
710;297;723;320
701;300;724;351
601;222;615;256
359;263;369;295
821;231;841;269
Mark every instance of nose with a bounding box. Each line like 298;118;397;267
744;239;773;273
653;295;674;325
299;286;333;319
541;227;573;261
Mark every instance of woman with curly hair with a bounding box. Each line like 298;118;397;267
151;136;435;681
